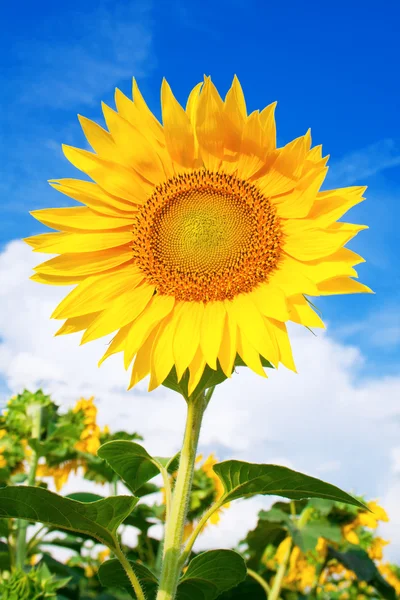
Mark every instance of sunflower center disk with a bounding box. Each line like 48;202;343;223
132;170;282;302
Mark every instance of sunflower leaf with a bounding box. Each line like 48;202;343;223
97;441;161;494
98;559;158;599
213;461;367;509
177;550;247;600
0;486;137;550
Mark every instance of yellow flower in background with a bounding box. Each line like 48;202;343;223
342;521;360;544
283;544;316;592
378;564;400;595
358;500;389;528
98;548;110;563
316;536;328;558
73;397;101;455
199;453;230;523
368;537;389;561
37;461;79;492
26;76;371;394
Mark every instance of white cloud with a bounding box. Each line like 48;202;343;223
1;241;400;558
329;139;400;185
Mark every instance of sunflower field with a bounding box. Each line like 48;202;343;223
0;389;399;600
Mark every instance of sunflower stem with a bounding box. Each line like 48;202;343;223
15;403;42;570
156;391;206;600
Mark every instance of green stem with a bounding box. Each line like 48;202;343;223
179;500;222;567
267;536;292;600
156;392;206;600
247;568;271;597
114;545;146;600
15;404;42;570
160;465;172;522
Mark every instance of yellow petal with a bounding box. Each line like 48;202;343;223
128;327;159;389
283;222;367;261
78;115;117;162
308;186;366;226
226;294;278;366
49;179;135;214
34;246;133;277
80;283;155;344
287;295;325;328
317;277;374;295
30;272;86;286
218;310;236;377
274;166;327;219
62;146;149;205
173;302;204;381
237;111;265;179
256;135;308;196
267;318;297;372
25;231;133;254
200;301;226;369
161;79;196;169
195;77;224;171
186;82;203;123
286;250;361;284
269;255;319;295
259;102;277;155
223;75;246;158
250;284;290;321
236;329;267;377
98;323;131;366
123;294;175;369
132;78;165;146
55;313;101;336
51;266;144;319
148;304;185;390
188;347;207;396
30;207;133;232
102;103;166;186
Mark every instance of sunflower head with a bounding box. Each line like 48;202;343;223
26;76;372;395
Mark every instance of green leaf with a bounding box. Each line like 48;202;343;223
327;547;397;600
98;441;160;494
0;486;137;550
98;559;158;599
178;550;247;600
157;452;181;474
98;551;246;600
242;519;286;568
66;492;104;502
258;508;341;552
213;461;366;508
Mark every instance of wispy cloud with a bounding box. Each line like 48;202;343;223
335;303;400;352
329;139;400;185
14;1;154;109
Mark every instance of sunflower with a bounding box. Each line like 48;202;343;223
26;76;372;395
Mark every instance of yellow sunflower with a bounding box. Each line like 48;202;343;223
26;76;372;395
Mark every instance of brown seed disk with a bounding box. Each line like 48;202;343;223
132;170;282;302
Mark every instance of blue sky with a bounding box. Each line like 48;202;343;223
2;0;399;370
1;0;400;556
